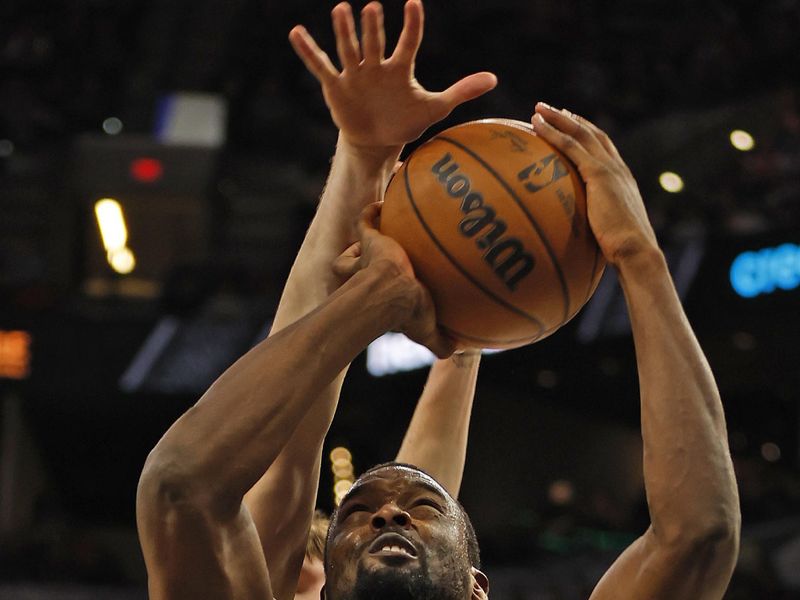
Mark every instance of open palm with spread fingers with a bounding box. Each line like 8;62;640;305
289;0;497;155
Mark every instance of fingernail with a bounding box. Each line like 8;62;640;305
533;113;546;125
538;101;557;112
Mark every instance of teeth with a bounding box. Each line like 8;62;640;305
381;545;411;555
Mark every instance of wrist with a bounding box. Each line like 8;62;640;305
360;259;420;329
337;133;403;171
614;243;668;282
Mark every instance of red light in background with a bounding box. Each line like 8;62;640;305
130;157;164;183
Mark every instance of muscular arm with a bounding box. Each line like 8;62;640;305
137;224;449;600
589;249;740;600
241;137;396;600
531;104;740;600
241;3;496;597
396;351;481;497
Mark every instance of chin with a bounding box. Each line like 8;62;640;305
348;560;465;600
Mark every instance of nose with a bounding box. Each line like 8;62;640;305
371;503;412;530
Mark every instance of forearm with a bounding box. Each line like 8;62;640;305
143;264;410;512
618;248;739;542
271;135;399;333
396;351;480;497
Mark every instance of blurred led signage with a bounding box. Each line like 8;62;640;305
730;243;800;298
0;330;31;379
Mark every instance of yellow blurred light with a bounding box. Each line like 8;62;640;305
108;247;136;274
334;479;353;496
94;198;128;252
332;462;354;479
730;129;755;151
658;171;684;193
330;447;352;463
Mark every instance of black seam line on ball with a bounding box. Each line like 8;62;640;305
437;135;571;323
439;324;540;347
402;158;545;334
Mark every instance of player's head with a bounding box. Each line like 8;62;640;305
322;462;487;600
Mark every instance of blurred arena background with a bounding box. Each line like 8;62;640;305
0;0;799;598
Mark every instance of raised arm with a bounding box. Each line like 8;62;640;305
241;2;495;597
531;103;740;600
136;206;453;600
395;351;481;497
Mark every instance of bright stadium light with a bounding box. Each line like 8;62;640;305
730;129;755;151
94;198;128;252
659;171;684;193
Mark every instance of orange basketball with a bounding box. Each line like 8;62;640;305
380;118;605;349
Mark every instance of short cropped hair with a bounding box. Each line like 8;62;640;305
326;462;481;570
307;510;330;561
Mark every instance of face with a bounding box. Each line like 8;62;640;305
324;466;472;600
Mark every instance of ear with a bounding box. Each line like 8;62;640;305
470;567;489;598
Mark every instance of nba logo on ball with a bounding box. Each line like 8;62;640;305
380;119;605;349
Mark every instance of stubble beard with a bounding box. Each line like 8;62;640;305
341;553;469;600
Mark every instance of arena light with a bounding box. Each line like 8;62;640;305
0;330;32;380
366;332;502;377
760;442;781;462
108;247;136;274
331;446;355;506
102;117;123;135
130;157;163;183
729;129;755;152
658;171;684;193
94;198;128;252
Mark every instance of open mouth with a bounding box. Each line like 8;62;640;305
368;532;419;559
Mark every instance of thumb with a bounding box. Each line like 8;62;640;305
435;72;498;117
332;241;362;280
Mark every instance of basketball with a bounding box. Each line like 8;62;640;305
380;118;605;349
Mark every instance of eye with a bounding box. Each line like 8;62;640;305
410;497;444;513
341;503;370;520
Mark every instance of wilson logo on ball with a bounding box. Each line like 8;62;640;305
431;153;535;291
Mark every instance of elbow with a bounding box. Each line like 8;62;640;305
137;447;238;521
658;509;741;570
137;448;198;514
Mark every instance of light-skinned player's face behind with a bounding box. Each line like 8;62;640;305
321;464;488;600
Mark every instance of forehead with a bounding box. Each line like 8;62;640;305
344;466;451;503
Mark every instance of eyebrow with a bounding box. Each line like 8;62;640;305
340;475;450;508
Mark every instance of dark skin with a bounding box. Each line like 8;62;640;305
324;465;488;600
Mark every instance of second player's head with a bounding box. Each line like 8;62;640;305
322;462;487;600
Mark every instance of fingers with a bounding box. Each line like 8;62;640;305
288;25;339;82
361;2;386;65
567;109;624;161
332;2;360;70
357;201;383;238
434;72;498;118
531;109;599;177
534;102;610;161
332;241;362;279
391;0;424;66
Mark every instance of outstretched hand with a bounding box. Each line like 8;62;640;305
333;203;455;358
289;0;497;156
531;103;660;267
